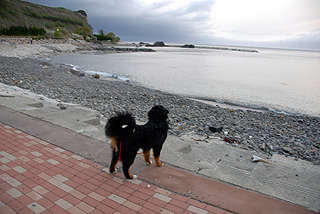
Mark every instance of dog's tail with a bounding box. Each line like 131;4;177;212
105;112;136;151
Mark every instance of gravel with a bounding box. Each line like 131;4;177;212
0;55;319;164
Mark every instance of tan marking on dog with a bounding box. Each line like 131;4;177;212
154;155;163;167
111;160;118;173
127;169;135;179
110;137;119;152
143;149;152;165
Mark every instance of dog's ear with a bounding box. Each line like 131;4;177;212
148;106;156;117
157;105;169;114
148;105;169;120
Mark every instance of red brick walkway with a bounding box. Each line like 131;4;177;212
0;123;231;214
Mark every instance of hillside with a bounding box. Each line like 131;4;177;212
0;0;91;36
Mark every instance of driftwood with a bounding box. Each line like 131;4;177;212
251;155;276;165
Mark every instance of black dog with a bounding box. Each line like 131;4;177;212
105;105;169;179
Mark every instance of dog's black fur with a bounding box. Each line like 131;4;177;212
105;105;169;179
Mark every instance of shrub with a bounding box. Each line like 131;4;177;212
45;23;53;28
75;26;92;39
0;25;45;36
95;34;111;41
112;36;120;43
75;10;87;17
54;28;62;37
53;28;69;38
94;30;120;43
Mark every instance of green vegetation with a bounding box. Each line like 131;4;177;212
0;0;121;43
94;30;120;43
0;0;91;38
53;28;70;38
75;27;92;40
0;25;45;36
75;10;87;17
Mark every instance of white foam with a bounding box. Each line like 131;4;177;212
268;108;291;115
83;70;130;82
66;64;81;71
59;63;131;82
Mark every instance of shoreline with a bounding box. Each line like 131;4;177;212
0;38;319;164
53;58;275;115
189;98;268;113
0;37;155;59
166;44;259;52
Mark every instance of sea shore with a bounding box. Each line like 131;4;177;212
0;37;154;59
0;37;319;164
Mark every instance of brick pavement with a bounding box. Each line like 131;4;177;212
0;123;231;214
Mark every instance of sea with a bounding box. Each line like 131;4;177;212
44;45;320;117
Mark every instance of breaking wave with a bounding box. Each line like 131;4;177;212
63;63;131;82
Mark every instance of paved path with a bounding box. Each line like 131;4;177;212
0;122;229;214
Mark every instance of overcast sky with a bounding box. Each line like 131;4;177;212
24;0;320;50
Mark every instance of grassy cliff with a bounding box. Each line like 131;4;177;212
0;0;91;37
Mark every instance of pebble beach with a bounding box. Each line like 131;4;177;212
0;37;319;164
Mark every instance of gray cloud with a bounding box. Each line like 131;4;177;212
149;0;173;10
87;0;216;43
89;14;202;43
22;0;320;50
186;0;214;13
276;30;320;51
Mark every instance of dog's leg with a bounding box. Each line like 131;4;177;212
123;165;137;179
110;137;119;152
153;148;163;167
122;155;137;179
109;149;119;173
143;149;152;165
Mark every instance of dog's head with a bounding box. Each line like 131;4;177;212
148;105;169;121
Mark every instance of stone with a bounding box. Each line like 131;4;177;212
92;74;100;79
57;103;68;110
282;147;294;154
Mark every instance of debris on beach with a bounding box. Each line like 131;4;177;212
224;137;241;144
251;155;276;165
0;94;15;98
92;74;100;79
14;80;23;85
57;103;68;110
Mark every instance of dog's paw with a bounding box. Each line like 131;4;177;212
156;162;163;167
146;160;153;165
109;169;117;174
133;175;137;179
